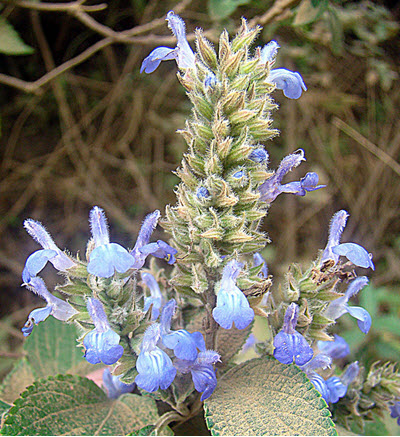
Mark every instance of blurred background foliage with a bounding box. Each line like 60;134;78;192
0;0;399;433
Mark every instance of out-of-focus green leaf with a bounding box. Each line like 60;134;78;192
23;316;95;379
293;0;328;26
327;5;344;55
1;375;159;436
208;0;251;20
0;18;34;55
204;357;337;436
0;359;35;404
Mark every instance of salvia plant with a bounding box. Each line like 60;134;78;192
1;11;399;437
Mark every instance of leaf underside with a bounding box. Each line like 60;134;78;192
1;374;159;436
204;356;337;436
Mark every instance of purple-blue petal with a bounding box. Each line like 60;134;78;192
248;148;269;163
332;243;375;270
346;305;372;334
162;329;205;361
308;372;330;403
140;47;176;74
135;347;177;392
253;253;268;278
212;287;254;330
317;334;350;359
83;328;124;365
22;249;58;283
260;40;280;63
87;243;134;278
139;240;177;264
273;330;314;366
326;376;347;403
191;364;217;401
21;305;52;336
268;68;307;99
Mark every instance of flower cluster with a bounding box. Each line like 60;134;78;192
135;299;220;400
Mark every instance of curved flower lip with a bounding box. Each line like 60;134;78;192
332;242;375;270
21;306;52;336
139;240;178;265
22;249;58;283
268;68;307;99
142;272;164;321
87;243;135;278
260;40;280;63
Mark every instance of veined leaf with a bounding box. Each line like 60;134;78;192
204;357;337;436
1;374;159;436
0;18;34;55
23;316;95;378
0;359;35;404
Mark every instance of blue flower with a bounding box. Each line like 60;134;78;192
21;276;77;336
212;260;254;330
273;303;314;366
160;299;206;361
321;210;374;269
197;186;210;199
390;401;400;426
175;350;220;401
102;368;135;399
23;219;75;280
301;354;359;404
260;149;322;203
324;277;371;334
253;253;268;278
83;298;124;365
141;11;195;74
318;335;350;359
87;207;134;278
130;211;177;269
139;240;178;265
248;148;269;163
268;69;307;99
259;41;307;99
135;324;177;392
142;272;164;321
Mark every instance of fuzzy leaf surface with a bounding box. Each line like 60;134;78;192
1;374;159;436
0;359;35;404
23;317;94;378
204;357;337;436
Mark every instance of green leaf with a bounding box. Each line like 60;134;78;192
327;5;344;55
293;0;328;26
0;359;35;404
216;322;253;367
23;317;95;378
0;399;12;424
208;0;251;20
0;18;34;55
1;374;159;436
204;357;337;436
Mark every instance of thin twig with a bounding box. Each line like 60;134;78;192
1;0;107;13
